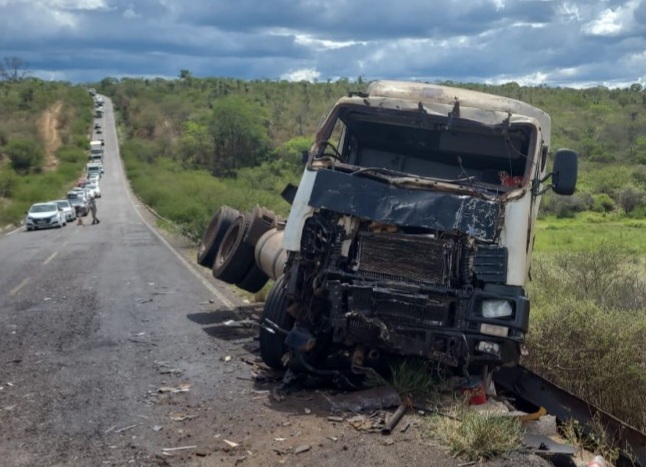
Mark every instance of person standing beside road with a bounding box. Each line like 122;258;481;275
89;195;100;224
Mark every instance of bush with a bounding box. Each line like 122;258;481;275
616;185;645;213
592;193;615;212
527;245;646;430
56;146;85;164
4;139;44;173
0;169;18;198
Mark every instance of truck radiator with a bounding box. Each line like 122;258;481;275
350;286;452;327
357;233;457;286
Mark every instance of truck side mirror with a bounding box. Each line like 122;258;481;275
552;149;578;195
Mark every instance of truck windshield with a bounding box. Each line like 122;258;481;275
315;108;535;191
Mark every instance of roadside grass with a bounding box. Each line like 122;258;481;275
427;404;524;462
535;212;646;253
121;147;297;241
561;418;622;465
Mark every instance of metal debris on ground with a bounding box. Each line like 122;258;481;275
223;439;240;448
158;383;191;394
326;386;402;413
382;403;408;435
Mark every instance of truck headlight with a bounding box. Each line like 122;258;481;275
482;299;513;318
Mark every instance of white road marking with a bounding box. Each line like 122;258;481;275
9;278;29;296
43;252;58;265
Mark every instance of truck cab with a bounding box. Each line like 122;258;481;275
265;81;577;380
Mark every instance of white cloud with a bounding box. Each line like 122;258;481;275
122;4;140;19
581;0;640;36
556;2;582;23
293;34;365;50
281;67;320;82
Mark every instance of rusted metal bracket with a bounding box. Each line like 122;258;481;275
494;365;646;467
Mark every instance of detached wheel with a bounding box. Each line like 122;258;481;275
212;213;255;284
197;206;239;268
259;276;294;369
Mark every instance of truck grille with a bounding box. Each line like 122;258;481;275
350;286;453;328
357;233;457;285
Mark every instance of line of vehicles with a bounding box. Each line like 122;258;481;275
25;95;106;232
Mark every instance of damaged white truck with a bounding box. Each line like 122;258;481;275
199;80;578;386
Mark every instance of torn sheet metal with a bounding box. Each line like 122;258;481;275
308;170;501;242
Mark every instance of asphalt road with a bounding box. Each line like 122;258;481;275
0;98;552;467
0;98;252;466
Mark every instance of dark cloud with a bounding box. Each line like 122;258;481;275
0;0;645;87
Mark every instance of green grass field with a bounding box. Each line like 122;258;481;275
535;212;646;253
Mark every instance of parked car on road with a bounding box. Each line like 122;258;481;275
26;202;66;231
67;191;89;217
53;199;76;222
86;182;101;198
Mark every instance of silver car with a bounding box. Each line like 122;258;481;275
54;199;77;222
26;202;66;231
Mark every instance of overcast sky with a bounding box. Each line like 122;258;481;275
1;0;646;88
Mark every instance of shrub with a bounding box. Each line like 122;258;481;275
4;139;44;173
616;185;645;213
592;193;615;212
527;245;646;430
56;146;85;164
0;169;18;198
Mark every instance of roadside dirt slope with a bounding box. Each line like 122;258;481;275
39;100;63;170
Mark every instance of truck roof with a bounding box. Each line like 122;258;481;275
365;80;551;147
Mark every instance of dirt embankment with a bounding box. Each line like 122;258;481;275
38;101;63;170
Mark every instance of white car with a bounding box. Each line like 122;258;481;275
53;199;76;222
86;182;101;198
26;202;66;231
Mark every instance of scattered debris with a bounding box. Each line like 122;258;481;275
294;445;311;454
327;416;344;423
158;383;191;394
382;403;408;435
169;412;196;421
222;355;232;362
304;408;311;414
115;424;138;433
128;338;156;346
347;415;376;431
223;439;240;448
162;445;197;452
152;425;163;432
326;386;402;413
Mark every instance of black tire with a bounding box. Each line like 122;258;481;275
196;206;239;268
236;264;269;293
259;276;294;369
212;213;255;284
